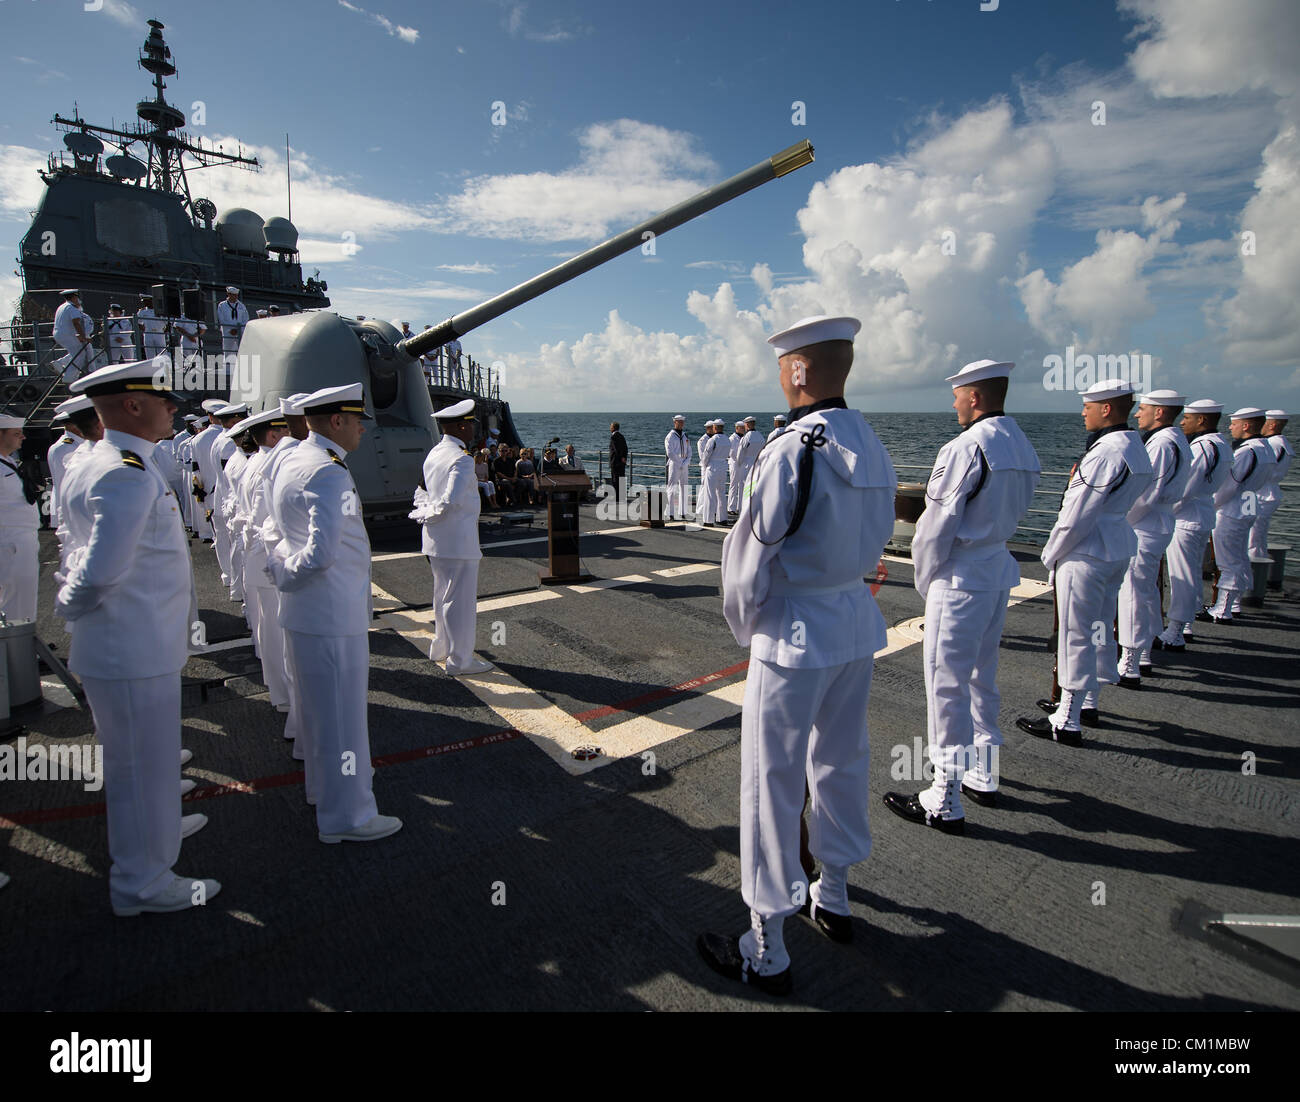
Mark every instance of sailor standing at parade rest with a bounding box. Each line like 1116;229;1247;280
266;382;402;843
413;399;493;677
694;420;713;526
707;420;731;523
1157;400;1233;649
174;414;201;534
47;401;87;532
700;315;896;994
882;359;1040;830
136;294;167;361
57;358;217;915
220;411;258;612
1116;390;1193;683
216;286;249;361
51;398;106;546
1206;408;1275;622
664;415;691;520
209;402;250;599
726;420;745;515
767;414;787;442
52;289;96;383
735;415;764;489
0;415;40;622
1017;379;1152;743
1248;409;1293;562
190;398;227;542
105;303;135;364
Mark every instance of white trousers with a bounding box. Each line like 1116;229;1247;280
707;465;727;522
194;489;213;539
83;673;182;904
665;461;689;518
1248;496;1281;560
251;586;290;706
1165;522;1210;624
212;504;233;584
695;470;713;524
56;341;99;383
1055;556;1126;693
1212;515;1253;594
1118;527;1171;650
740;654;874;919
0;528;39;621
428;557;480;670
727;460;741;513
284;630;378;834
227;519;246;601
924;583;1007;779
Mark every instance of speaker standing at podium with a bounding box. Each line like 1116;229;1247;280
414;399;493;677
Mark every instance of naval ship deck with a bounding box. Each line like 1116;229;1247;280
2;507;1297;1014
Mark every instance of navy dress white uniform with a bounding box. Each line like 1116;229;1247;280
413;400;491;677
1030;379;1152;739
698;421;729;525
267;384;401;843
1249;409;1292;560
735;416;764;494
716;316;896;985
885;361;1040;826
190;400;226;541
216;288;249;359
1210;408;1275;620
210;403;249;595
1117;391;1193;678
56;359;217;915
52;290;96;382
726;422;744;514
1160;400;1233;645
767;414;787;442
0;415;39;622
664;417;691;519
136;302;167;359
47;412;84;530
105;306;135;363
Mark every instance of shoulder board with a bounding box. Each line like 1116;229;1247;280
119;450;146;471
330;454;346;466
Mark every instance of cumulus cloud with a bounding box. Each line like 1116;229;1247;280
338;0;419;44
437;262;496;275
0;145;50;216
98;0;141;29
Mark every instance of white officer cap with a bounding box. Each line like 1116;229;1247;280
60;288;80;298
221;406;287;441
1184;399;1222;414
55;395;96;417
433;398;476;422
1265;408;1289;420
51;410;70;426
279;392;312;417
1229;407;1266;420
1140;389;1186;407
213;402;250;418
767;315;861;357
0;415;25;429
301;383;371;419
201;399;227;414
944;359;1014;387
184;414;202;424
138;293;152;301
70;358;184;402
225;286;240;295
1080;379;1135;402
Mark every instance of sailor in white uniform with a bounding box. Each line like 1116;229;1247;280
694;420;714;526
174;415;201;532
57;359;218;915
767;414;787;442
209;402;250;597
1157;400;1233;650
726;420;745;515
216;286;249;365
696;420;727;526
104;303;135;364
189;399;227;542
136;295;168;361
735;415;764;494
266;383;402;843
0;415;40;622
699;315;896;994
1248;409;1292;562
175;317;206;366
220;415;257;609
413;399;492;677
52;289;97;383
47;407;82;532
882;360;1040;829
664;415;691;520
1117;390;1192;683
1207;408;1275;622
1017;380;1152;743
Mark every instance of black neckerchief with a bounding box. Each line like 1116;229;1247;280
1084;422;1129;453
970;410;1005;426
787;396;847;422
1187;429;1215;442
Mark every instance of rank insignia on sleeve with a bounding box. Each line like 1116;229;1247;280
120;450;146;470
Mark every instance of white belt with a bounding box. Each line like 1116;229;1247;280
767;578;865;597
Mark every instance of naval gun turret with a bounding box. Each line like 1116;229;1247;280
228;140;816;518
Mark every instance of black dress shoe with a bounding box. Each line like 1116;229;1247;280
882;791;965;834
1139;663;1153;677
797;898;853;943
1151;637;1185;652
960;782;997;807
1035;698;1099;727
1118;676;1141;689
1016;716;1082;746
696;932;792;996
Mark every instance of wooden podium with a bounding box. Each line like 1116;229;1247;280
536;472;594;584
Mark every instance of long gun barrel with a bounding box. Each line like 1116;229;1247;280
399;139;814;358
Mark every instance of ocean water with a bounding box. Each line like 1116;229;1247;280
511;410;1300;556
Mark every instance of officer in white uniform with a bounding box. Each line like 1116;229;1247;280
664;415;691;520
1117;390;1193;683
136;295;168;361
174;415;201;532
726;420;745;515
104;304;135;364
190;399;227;542
1248;409;1292;562
57;359;218;915
209;403;250;596
768;414;787;442
413;399;492;677
1017;380;1152;743
52;289;96;382
219;414;257;607
1157;400;1233;649
47;407;84;532
267;383;402;843
1207;408;1275;621
0;415;40;622
883;360;1040;829
216;286;249;365
699;315;896;994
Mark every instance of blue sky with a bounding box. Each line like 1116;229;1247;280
2;0;1297;414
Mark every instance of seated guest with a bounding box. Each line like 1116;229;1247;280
539;447;564;475
493;445;517;507
475;449;498;509
514;448;537;505
560;443;585;471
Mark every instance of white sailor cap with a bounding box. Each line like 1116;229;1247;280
301;383;371;419
773;414;787;423
221;406;287;441
1229;407;1266;420
744;415;756;424
1184;399;1222;414
945;359;1014;388
55;395;95;418
434;398;476;422
0;414;26;429
60;288;80;298
1080;379;1135;402
1140;389;1186;407
279;392;312;417
672;414;685;422
70;358;184;402
256;309;268;318
225;286;240;295
735;420;745;428
213;402;250;418
767;315;861;357
1265;408;1289;420
201;399;227;414
184;414;203;424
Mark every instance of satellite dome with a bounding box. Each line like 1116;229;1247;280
105;153;147;181
263;216;299;255
217;208;267;257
